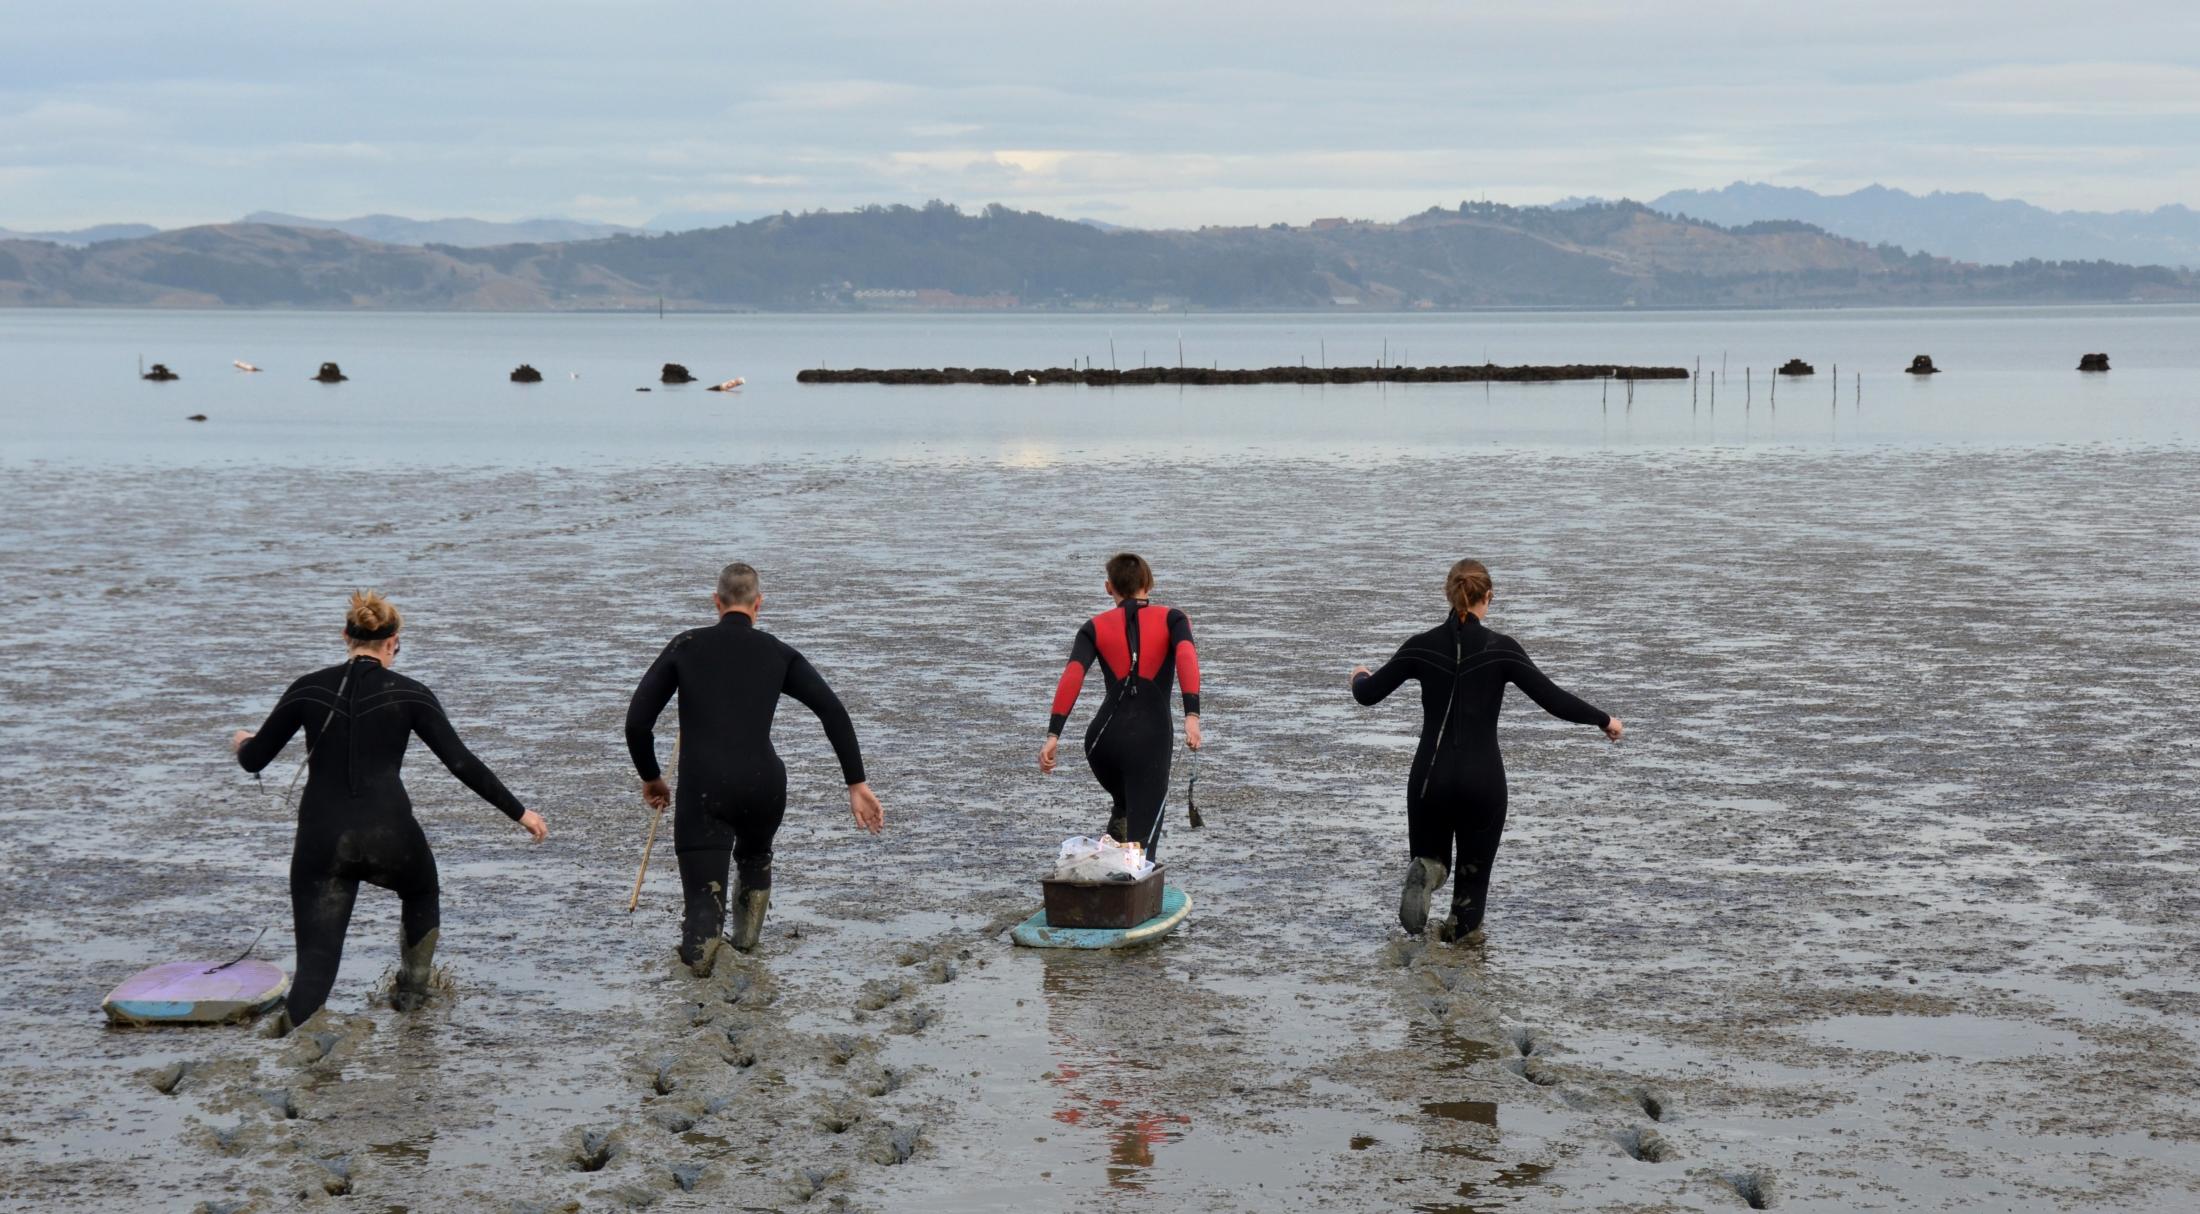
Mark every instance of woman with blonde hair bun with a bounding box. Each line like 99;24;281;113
1349;560;1621;943
231;590;546;1029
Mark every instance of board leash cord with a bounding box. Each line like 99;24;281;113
203;926;269;974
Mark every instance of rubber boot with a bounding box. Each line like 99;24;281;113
681;880;728;972
730;887;770;953
391;927;439;1012
1399;858;1448;935
1438;880;1486;945
690;937;730;978
1106;815;1129;844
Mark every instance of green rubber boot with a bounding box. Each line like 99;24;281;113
731;888;770;953
1399;858;1448;936
392;927;439;1012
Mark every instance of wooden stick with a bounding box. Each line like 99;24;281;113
627;732;678;912
627;807;662;912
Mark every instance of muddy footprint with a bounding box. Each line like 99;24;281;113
302;1156;351;1198
1503;1056;1563;1087
1616;1126;1675;1162
855;979;911;1013
1727;1168;1777;1209
868;1123;922;1166
568;1128;620;1173
149;1061;194;1094
1633;1086;1672;1122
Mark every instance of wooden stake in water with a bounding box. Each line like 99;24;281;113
1746;367;1752;405
1109;334;1117;374
1694;357;1700;408
1178;335;1184;369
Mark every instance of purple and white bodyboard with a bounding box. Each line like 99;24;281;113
102;960;289;1026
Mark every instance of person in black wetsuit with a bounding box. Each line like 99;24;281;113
1350;560;1621;943
1040;553;1203;858
231;591;547;1029
626;562;882;971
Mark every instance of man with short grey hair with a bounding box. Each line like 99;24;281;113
626;563;884;971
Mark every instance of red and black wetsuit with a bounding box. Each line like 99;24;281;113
1351;612;1608;932
1049;599;1200;857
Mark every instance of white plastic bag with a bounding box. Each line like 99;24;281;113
1053;834;1156;882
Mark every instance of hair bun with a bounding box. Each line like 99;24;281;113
345;590;401;639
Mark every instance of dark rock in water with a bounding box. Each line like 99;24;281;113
635;386;651;392
1905;354;1939;375
142;363;180;381
187;413;208;422
510;363;544;383
2078;352;2111;372
660;363;695;384
313;362;347;383
1777;358;1814;376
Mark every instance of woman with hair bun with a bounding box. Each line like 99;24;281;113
1350;560;1621;943
231;591;546;1029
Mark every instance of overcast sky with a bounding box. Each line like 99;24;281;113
4;0;2197;229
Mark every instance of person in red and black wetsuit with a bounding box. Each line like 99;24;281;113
1039;553;1203;858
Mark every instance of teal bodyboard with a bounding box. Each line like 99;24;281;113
1011;886;1191;950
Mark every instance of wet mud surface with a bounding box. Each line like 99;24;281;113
3;446;2198;1211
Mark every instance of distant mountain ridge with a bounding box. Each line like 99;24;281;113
0;223;161;247
1647;183;2200;269
240;211;644;247
2;201;2193;310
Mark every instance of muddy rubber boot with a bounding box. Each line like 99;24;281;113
730;888;770;953
391;927;439;1012
680;881;728;970
1438;886;1486;945
260;1008;295;1039
1106;815;1129;843
1399;858;1448;935
690;937;730;978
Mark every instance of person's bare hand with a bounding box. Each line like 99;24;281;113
1603;716;1625;743
641;777;671;810
1039;734;1060;774
849;782;884;834
230;729;254;754
1350;664;1371;686
518;809;548;842
1185;715;1203;751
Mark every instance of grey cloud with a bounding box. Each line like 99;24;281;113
0;0;2192;228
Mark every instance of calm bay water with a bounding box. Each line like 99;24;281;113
2;305;2195;465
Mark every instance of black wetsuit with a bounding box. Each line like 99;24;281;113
237;655;527;1023
1352;613;1608;932
625;612;867;960
1048;600;1201;858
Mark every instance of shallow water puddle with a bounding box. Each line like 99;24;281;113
1797;1013;2085;1060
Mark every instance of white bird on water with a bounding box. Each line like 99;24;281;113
233;360;261;372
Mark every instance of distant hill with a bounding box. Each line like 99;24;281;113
0;223;162;247
3;203;2195;310
1650;183;2200;269
240;211;644;247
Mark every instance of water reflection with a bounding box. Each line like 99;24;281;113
1038;955;1192;1190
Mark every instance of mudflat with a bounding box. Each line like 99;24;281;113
2;447;2195;1212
